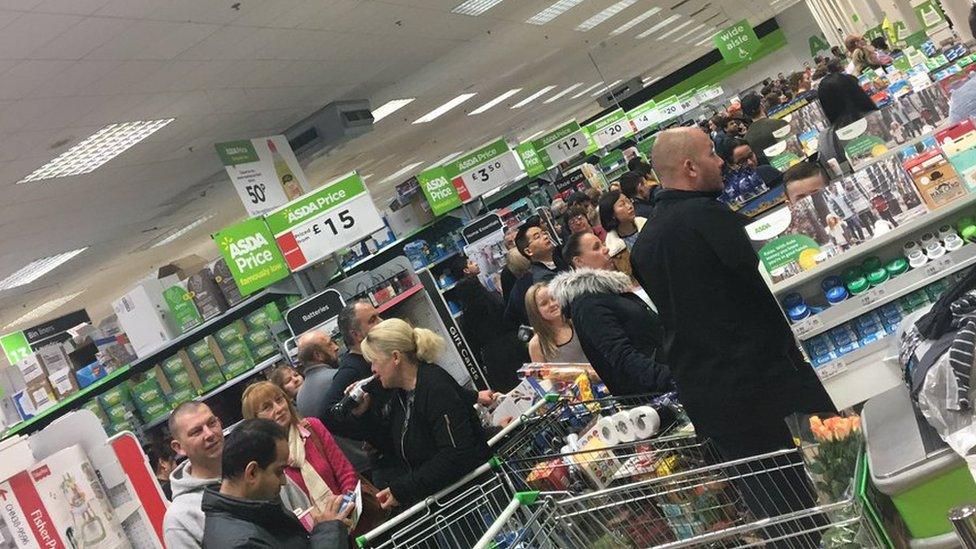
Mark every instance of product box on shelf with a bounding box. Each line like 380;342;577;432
81;399;109;424
249;341;278;361
187;267;230;320
128;368;169;407
936;120;976;191
103;403;129;424
242;327;271;348
46;367;79;399
161;351;205;392
13;353;45;384
244;303;282;332
212;258;246;306
218;338;251;363
25;379;57;413
162;279;204;335
98;384;130;410
186;336;225;366
166;386;197;408
220;356;254;379
35;344;79;399
214;321;247;347
12;390;35;421
904;148;968;209
74;361;109;389
112;278;178;358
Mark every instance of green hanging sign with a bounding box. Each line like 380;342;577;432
417;166;461;216
213;218;290;296
0;331;31;365
714;20;760;64
914;0;946;30
515;142;547;178
809;34;830;57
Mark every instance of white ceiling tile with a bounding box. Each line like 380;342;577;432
93;0;156;19
28;59;119;97
83;60;167;95
129;60;211;94
0;60;73;100
86;20;220;60
0;12;83;59
177;25;268;61
30;16;131;60
33;0;113;16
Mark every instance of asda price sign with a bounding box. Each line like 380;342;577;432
213;218;290;296
655;96;680;122
515;142;547;178
628;100;658;133
216;136;311;218
531;121;589;166
264;172;384;271
417;166;462;216
585;109;634;148
695;85;724;104
443;139;523;201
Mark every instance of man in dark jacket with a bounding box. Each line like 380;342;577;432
741;92;789;164
505;219;562;325
631;127;835;459
619;171;655;219
201;419;350;548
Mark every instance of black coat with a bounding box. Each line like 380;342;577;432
455;277;529;392
548;269;672;397
504;262;558;326
201;487;348;549
385;363;490;506
630;189;834;440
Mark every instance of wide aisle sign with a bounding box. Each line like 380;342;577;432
265;172;384;271
213;218;290;295
417;167;462;216
443;139;523;201
531;121;589;167
714;20;760;64
216;135;311;217
585;109;634;148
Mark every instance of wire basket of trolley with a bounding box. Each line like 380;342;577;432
473;447;884;548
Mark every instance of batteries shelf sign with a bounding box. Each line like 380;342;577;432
265;172;384;271
532;121;589;166
213;218;290;296
443;139;523;201
216;136;311;218
714;20;760;64
586;109;634;148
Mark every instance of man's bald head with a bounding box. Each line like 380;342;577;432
296;330;339;367
650;128;724;192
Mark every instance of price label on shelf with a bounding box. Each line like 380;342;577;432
793;316;823;338
628;100;658;133
532;121;589;166
817;359;846;381
586;109;634;148
924;254;957;277
449;141;523;200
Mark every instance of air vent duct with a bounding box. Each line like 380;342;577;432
597;77;644;109
283;100;374;159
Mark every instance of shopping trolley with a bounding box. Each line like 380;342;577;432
474;447;884;548
355;396;557;549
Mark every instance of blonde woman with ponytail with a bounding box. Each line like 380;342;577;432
358;318;491;510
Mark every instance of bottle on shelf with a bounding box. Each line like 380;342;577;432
267;139;303;200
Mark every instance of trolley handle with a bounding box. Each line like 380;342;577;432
472;492;540;549
487;393;558;447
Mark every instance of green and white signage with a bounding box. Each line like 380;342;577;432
695;85;724;104
914;0;946;30
809;34;831;57
676;90;700;114
0;331;31;365
417;166;462;216
585;110;634;148
213;218;290;296
515;142;547;178
442;139;524;201
264;172;384;271
655;96;681;123
216;135;311;218
531;121;589;166
714;20;760;64
628;99;658;133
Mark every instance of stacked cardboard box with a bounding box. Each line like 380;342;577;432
186;337;227;392
214;323;254;379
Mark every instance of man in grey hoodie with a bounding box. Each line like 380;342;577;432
164;401;310;548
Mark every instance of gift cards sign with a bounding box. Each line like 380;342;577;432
714;20;760;64
442;139;523;201
585;109;634;148
213;218;290;296
264;172;384;271
216;136;311;217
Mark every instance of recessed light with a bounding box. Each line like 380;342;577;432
413;93;477;124
527;0;586;25
512;86;557;108
591;80;621;97
656;19;693;39
371;98;416;122
452;0;505;15
577;0;641;31
610;7;662;35
635;14;681;38
470;88;523;114
152;215;216;248
544;83;584;103
19;119;174;183
572;82;605;98
3;290;86;330
380;161;426;184
0;248;89;291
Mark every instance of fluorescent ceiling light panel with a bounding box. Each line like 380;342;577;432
572;82;604;98
635;14;681;38
577;0;641;30
656;19;693;39
452;0;504;16
511;86;557;108
695;35;714;46
363;174;374;180
19;119;173;183
152;214;216;248
643;76;662;85
469;88;523;114
527;0;586;24
413;93;477;123
371;98;415;122
0;247;88;291
610;7;662;35
4;290;86;330
544;82;584;103
591;79;621;97
380;161;425;184
675;23;705;41
434;151;464;165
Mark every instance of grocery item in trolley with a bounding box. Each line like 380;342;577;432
475;448;885;549
517;362;612;403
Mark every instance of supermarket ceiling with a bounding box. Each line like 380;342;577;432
0;0;797;329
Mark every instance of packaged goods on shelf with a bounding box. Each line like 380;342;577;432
935;120;976;191
162;279;204;334
187;267;230;320
212;258;246;306
112;279;178;358
904;148;967;209
75;361;109;389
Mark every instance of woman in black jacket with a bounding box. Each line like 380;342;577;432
548;232;672;397
447;255;529;392
358;318;490;509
